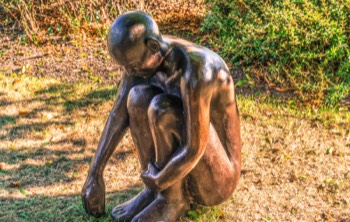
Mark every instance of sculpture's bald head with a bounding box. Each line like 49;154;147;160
107;11;167;77
108;11;160;47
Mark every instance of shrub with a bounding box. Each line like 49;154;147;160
0;0;206;43
202;0;350;107
0;0;132;42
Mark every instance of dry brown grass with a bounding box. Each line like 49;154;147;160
0;52;349;221
0;0;207;43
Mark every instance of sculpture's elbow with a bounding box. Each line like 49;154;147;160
183;145;206;167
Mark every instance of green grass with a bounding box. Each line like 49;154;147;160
0;190;141;222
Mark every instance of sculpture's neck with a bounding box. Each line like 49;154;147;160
159;46;186;80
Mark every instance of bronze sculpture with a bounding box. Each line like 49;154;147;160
82;11;242;222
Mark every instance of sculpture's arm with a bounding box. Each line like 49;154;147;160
82;73;138;216
142;72;212;191
88;73;135;178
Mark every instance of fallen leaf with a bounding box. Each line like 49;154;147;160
270;148;280;154
254;179;262;184
72;170;78;179
290;207;297;215
326;147;333;155
46;160;53;165
18;110;30;117
12;78;20;85
218;211;225;219
240;185;249;191
321;212;334;221
20;188;28;195
289;171;297;182
305;149;317;156
284;154;292;160
9;182;21;188
195;208;202;214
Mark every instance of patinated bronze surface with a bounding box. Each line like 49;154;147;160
82;11;242;222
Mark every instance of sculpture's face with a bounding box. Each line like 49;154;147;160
109;37;163;79
121;42;163;78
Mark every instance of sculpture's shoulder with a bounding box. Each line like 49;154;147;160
165;35;222;64
164;35;229;85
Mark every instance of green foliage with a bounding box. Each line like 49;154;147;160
202;0;350;106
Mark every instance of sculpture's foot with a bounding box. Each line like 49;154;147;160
131;193;190;222
111;188;155;222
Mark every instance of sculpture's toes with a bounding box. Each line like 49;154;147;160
131;195;190;222
111;188;156;221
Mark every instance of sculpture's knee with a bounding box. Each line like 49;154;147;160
148;95;182;130
127;85;159;115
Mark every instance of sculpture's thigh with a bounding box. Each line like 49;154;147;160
187;125;238;206
127;84;163;170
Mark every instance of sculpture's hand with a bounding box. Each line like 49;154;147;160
141;162;162;192
81;176;105;217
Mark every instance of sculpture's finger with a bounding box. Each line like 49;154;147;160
112;206;124;213
118;208;126;214
118;211;127;217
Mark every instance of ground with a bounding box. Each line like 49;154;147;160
0;31;350;222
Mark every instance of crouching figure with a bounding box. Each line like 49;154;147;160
82;11;242;222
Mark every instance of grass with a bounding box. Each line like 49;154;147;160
0;72;349;221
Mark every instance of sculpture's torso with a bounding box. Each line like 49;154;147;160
148;36;240;165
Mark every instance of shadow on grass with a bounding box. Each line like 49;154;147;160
0;186;142;222
0;99;13;107
0;83;118;141
0;82;128;199
0;115;16;128
33;83;117;111
5;121;74;140
35;84;74;95
0;146;90;186
63;88;117;111
0;142;135;187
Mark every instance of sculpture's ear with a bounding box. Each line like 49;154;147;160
146;38;160;53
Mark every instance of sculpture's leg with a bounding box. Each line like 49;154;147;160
112;84;162;222
132;94;189;222
127;85;163;170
